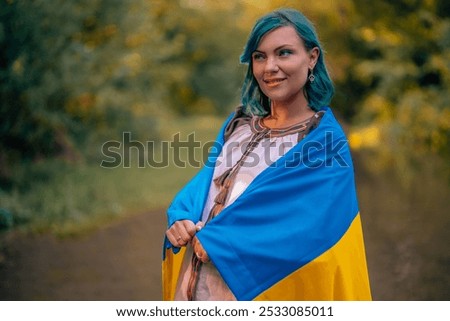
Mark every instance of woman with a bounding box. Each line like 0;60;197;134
163;8;371;301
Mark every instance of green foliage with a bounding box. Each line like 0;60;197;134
0;207;13;230
0;0;248;179
0;0;155;175
146;0;246;115
0;0;448;233
346;0;450;182
0;114;223;235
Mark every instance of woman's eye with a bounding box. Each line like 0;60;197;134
252;53;265;61
279;49;292;57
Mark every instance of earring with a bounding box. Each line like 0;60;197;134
308;69;315;83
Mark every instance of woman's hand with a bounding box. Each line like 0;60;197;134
165;220;197;247
166;220;205;247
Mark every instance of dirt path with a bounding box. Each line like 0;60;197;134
0;210;166;300
0;201;448;300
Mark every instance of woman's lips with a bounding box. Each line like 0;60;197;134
263;78;286;87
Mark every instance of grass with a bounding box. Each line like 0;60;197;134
0;114;226;236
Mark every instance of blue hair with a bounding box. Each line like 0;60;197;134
240;8;334;115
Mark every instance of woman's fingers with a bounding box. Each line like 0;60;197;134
183;220;197;237
165;228;182;247
165;220;208;251
166;220;196;247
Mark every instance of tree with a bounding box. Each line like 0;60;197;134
346;0;450;180
0;0;249;179
0;0;140;175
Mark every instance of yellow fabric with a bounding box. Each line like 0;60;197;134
254;214;371;300
162;247;186;301
162;214;371;301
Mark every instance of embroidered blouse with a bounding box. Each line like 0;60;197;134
174;111;323;300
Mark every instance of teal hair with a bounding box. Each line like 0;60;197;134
240;8;334;115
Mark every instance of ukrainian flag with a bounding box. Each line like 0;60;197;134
163;107;371;301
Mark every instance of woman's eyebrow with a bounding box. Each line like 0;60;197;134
254;44;294;54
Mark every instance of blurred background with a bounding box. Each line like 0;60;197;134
0;0;448;300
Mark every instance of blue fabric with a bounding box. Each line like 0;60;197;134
163;112;232;255
164;107;359;300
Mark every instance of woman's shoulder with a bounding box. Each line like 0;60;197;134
223;105;252;142
313;106;346;137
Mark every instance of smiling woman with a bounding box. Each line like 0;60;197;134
162;8;371;301
250;26;319;128
239;9;334;118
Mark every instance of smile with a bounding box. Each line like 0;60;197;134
264;78;286;86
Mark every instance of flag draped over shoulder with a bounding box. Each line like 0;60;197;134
162;107;371;301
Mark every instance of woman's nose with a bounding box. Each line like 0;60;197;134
264;56;279;73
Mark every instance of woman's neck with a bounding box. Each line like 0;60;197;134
264;99;315;129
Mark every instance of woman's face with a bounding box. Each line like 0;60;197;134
252;26;319;106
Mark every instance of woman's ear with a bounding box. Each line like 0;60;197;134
309;47;320;69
